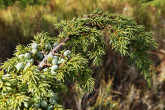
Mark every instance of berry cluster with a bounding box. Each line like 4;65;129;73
14;41;71;109
15;42;71;73
31;90;58;109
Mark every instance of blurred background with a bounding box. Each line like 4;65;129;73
0;0;165;109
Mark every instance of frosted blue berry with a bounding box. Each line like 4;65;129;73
34;103;40;108
41;100;48;108
52;59;58;65
24;53;31;59
50;92;56;98
51;72;57;75
63;51;69;57
58;58;65;64
24;102;30;108
50;92;58;100
53;42;58;47
49;98;57;105
47;105;53;110
16;63;24;70
63;50;71;57
18;54;24;59
48;53;53;59
32;49;37;54
45;43;51;50
53;56;59;60
51;65;58;72
44;68;48;72
67;50;71;54
28;59;34;63
31;43;38;49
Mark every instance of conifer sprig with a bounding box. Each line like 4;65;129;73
0;10;157;109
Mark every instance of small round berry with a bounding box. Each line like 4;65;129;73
63;51;69;57
41;100;48;108
51;72;57;75
28;59;34;63
50;92;56;97
24;102;30;108
53;56;59;60
63;50;71;57
67;50;71;54
53;42;58;47
47;105;53;110
31;43;38;49
24;53;31;59
51;65;58;72
58;58;65;64
16;63;24;70
52;59;58;65
49;90;58;99
33;102;40;108
18;54;24;59
44;68;48;72
48;53;53;59
49;98;57;105
32;49;37;54
45;43;51;50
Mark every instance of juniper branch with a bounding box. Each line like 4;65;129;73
0;10;157;109
38;37;70;70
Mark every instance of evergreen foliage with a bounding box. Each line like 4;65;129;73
0;10;156;109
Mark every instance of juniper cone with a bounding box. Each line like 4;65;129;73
58;58;65;65
0;10;157;109
16;62;24;70
31;42;38;49
34;103;40;108
32;49;37;54
49;98;57;105
28;58;34;63
52;59;58;65
51;65;59;72
47;105;53;110
40;100;48;108
24;53;31;59
51;71;57;75
53;56;58;60
45;43;51;50
53;42;58;47
18;54;24;59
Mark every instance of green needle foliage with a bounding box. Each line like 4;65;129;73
0;10;157;109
